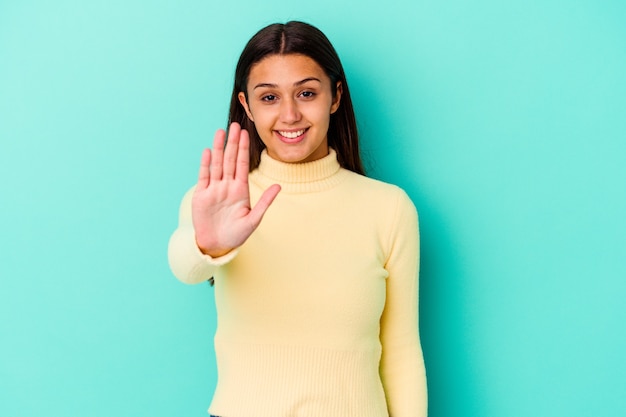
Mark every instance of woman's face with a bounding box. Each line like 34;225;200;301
239;54;342;164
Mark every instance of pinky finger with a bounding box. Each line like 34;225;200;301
197;148;211;188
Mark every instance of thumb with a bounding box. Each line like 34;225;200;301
247;184;281;229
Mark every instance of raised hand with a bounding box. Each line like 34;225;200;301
192;123;281;257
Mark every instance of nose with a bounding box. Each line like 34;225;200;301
279;97;301;124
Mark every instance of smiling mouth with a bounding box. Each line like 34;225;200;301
277;129;307;139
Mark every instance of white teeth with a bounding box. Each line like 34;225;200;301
278;129;305;139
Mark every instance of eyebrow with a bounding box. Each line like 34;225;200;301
253;77;322;90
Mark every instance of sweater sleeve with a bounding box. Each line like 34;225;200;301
167;187;238;285
379;189;427;417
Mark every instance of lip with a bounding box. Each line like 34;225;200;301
275;128;308;144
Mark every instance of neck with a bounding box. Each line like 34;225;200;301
251;148;347;193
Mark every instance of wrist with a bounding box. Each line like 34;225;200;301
195;235;233;258
200;246;233;258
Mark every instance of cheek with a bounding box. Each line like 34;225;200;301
301;97;331;117
248;107;272;127
248;110;276;141
310;106;333;126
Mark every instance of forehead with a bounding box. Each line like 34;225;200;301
247;54;329;85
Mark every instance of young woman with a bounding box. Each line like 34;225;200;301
168;21;427;417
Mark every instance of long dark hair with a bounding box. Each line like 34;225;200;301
228;21;364;175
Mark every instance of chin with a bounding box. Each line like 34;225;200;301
278;146;328;164
272;150;311;164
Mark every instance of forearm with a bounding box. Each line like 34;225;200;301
380;188;427;415
167;187;237;284
168;224;218;284
380;342;428;416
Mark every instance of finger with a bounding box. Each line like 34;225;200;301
235;128;250;183
211;129;226;181
247;184;281;228
196;148;211;189
223;122;241;179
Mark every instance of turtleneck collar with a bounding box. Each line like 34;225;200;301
250;148;347;193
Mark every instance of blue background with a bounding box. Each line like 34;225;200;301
1;0;625;416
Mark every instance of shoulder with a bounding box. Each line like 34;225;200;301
340;171;419;259
341;169;416;211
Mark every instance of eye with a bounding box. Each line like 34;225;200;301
300;91;315;98
261;94;277;102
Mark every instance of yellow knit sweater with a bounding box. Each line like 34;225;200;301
168;149;427;417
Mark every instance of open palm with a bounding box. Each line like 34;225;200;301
192;123;281;257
